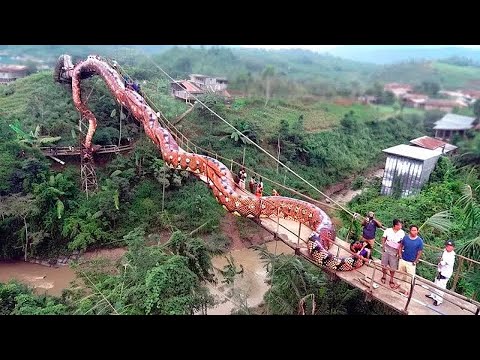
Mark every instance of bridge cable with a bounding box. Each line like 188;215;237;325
113;62;340;211
137;51;356;219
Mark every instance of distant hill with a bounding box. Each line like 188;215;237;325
371;60;480;90
153;47;379;97
329;46;480;64
0;45;175;68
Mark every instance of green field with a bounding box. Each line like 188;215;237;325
373;61;480;90
432;62;480;89
223;98;401;136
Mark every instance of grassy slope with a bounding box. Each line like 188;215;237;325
431;62;480;89
373;61;480;90
227;99;399;135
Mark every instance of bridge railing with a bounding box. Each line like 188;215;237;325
259;215;480;315
119;64;480;313
40;144;134;155
141;93;480;298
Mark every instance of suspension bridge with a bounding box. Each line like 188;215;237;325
50;53;480;315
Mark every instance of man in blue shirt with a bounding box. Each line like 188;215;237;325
361;211;382;253
398;225;423;296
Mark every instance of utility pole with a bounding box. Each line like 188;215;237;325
276;134;281;174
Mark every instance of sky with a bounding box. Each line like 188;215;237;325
238;45;480;52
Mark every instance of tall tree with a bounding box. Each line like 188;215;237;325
262;65;275;106
0;194;38;261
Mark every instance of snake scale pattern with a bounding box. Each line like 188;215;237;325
54;54;365;271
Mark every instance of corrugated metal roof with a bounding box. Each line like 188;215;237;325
383;144;441;161
410;136;457;152
433;113;476;130
176;80;203;93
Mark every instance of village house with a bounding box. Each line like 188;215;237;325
381;144;443;197
460;89;480;102
381;135;460;198
0;64;28;84
433;113;477;141
170;80;204;103
402;93;429;108
438;90;471;106
170;74;231;103
409;135;457;155
358;95;378;105
422;99;467;112
384;83;412;98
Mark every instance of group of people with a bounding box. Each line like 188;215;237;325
122;74;142;95
235;167;279;198
352;211;456;306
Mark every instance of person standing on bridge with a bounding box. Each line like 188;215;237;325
397;225;424;296
249;176;257;194
361;211;382;251
426;240;455;306
380;219;405;289
255;177;264;198
238;167;247;190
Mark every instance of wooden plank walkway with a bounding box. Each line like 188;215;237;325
40;144;134;157
257;216;478;315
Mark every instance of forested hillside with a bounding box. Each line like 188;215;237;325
1;46;480;315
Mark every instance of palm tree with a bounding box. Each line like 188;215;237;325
457;182;480;229
418;210;453;235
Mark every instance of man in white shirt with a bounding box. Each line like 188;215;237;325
426;240;456;306
380;219;405;289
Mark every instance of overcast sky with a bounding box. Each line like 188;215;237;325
237;45;480;52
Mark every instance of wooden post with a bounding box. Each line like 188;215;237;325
404;275;416;313
451;257;464;292
118;104;122;147
242;146;246;166
369;262;377;294
161;182;165;212
276;207;280;235
276;135;280;174
297;222;302;248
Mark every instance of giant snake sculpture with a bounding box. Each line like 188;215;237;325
54;54;365;271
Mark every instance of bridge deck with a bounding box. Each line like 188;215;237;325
258;216;477;315
40;145;134;157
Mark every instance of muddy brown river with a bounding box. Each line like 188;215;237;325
0;241;293;314
0;261;77;297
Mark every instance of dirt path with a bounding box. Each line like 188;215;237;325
326;167;384;206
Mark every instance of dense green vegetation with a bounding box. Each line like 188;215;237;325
338;156;480;299
259;248;395;315
0;228;217;315
178;95;426;193
1;46;480;314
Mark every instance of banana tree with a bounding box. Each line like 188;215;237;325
9;122;61;147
